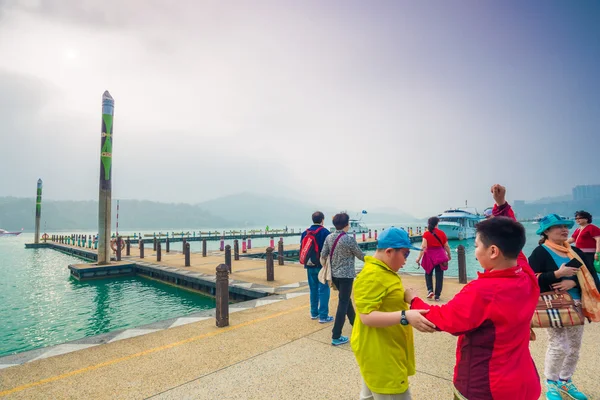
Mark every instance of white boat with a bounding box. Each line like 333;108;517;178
0;228;23;237
330;219;369;234
349;219;369;234
437;208;484;240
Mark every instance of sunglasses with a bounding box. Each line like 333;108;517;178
400;249;410;258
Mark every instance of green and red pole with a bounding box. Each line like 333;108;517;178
97;91;114;265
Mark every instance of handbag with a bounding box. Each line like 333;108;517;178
530;291;585;329
431;231;449;270
318;232;346;290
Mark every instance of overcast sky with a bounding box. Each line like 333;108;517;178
1;0;599;217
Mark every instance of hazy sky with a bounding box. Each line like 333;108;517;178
1;1;599;217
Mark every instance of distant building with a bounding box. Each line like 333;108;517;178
572;185;600;201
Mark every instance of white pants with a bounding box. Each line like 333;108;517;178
545;325;585;381
360;379;412;400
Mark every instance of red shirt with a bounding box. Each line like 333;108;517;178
572;224;600;252
423;228;447;247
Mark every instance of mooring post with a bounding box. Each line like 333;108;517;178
166;236;170;253
225;245;232;273
153;237;157;251
353;232;356;240
116;236;122;261
374;230;378;240
185;243;191;267
266;247;275;281
248;238;252;250
139;240;145;259
220;236;225;251
277;239;284;265
458;245;467;284
234;239;239;261
242;238;247;254
126;238;131;256
157;240;162;262
215;264;229;328
362;233;366;242
202;239;207;257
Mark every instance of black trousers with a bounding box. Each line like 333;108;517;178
582;252;595;269
331;277;355;339
425;264;444;298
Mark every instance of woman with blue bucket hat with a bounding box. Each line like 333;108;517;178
529;214;600;400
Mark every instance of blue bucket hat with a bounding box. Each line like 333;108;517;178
377;227;421;250
536;214;574;235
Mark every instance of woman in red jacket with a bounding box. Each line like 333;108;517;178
415;217;451;301
568;210;600;267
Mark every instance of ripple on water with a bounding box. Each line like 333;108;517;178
0;235;215;357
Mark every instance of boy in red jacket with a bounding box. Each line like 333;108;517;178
406;185;541;400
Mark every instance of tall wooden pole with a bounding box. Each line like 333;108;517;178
34;179;42;244
97;91;114;265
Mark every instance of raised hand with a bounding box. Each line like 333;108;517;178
491;184;506;206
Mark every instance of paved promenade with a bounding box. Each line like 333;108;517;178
1;273;599;399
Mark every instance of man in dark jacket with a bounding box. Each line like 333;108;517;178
301;211;332;323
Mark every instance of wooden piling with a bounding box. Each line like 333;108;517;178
215;264;229;327
139;240;145;259
157;240;162;262
225;245;232;273
166;236;170;253
278;240;284;265
185;243;191;267
202;239;207;257
266;247;274;281
234;239;240;261
457;245;467;284
116;236;122;261
126;238;131;256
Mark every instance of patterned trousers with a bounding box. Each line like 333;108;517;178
545;325;585;381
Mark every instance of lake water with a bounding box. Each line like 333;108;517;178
0;222;543;358
0;234;215;358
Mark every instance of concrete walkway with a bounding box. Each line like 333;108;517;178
1;274;599;399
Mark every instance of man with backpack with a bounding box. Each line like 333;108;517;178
300;211;333;323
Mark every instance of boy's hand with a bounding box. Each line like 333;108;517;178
404;288;418;303
405;310;436;333
491;184;506;206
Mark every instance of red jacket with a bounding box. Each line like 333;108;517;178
411;203;541;400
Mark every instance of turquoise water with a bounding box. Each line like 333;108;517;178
0;222;544;358
0;234;215;357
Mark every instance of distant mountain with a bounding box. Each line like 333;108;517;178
197;192;418;226
197;192;322;227
0;193;418;231
0;197;232;231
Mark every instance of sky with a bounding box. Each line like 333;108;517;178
1;0;599;218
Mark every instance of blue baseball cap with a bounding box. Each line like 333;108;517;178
377;227;421;250
536;214;574;235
